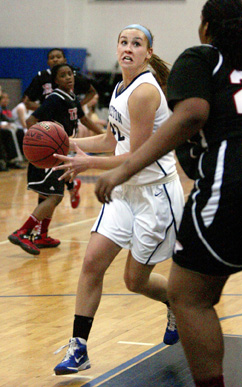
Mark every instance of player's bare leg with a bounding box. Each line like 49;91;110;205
75;232;122;316
124;252;179;344
54;232;122;375
168;262;228;384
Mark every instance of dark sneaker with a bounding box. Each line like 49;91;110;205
54;338;91;375
70;178;81;209
8;229;40;255
33;233;60;248
163;307;179;345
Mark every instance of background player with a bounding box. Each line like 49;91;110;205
52;24;184;375
8;63;103;256
94;2;242;386
23;48;102;209
24;48;97;110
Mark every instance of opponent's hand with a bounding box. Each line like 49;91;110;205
94;169;118;203
95;161;131;203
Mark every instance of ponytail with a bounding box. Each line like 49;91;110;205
149;54;170;96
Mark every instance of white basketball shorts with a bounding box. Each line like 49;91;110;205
91;178;184;265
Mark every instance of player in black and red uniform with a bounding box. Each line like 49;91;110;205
24;48;101;209
24;48;97;110
94;1;242;386
8;64;102;256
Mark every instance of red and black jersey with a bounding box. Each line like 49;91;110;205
168;45;242;146
32;88;84;137
24;68;92;104
169;45;242;274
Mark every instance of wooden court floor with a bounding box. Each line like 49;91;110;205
1;163;242;387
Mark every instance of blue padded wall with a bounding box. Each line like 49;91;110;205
0;47;87;94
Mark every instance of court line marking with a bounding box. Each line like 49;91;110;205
1;293;242;299
51;217;97;231
81;342;167;387
0;293;140;298
52;374;92;380
51;239;89;243
81;335;242;387
118;341;154;346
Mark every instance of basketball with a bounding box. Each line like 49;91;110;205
23;121;69;168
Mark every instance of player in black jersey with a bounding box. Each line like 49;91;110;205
8;64;103;256
95;1;242;386
23;48;97;110
23;48;102;209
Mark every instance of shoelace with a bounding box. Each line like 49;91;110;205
167;308;177;331
54;339;76;358
21;233;34;242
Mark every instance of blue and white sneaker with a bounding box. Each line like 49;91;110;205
54;337;91;375
163;307;179;345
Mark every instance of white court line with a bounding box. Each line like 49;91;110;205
118;341;154;346
52;374;92;380
56;239;89;244
0;217;97;246
52;216;97;231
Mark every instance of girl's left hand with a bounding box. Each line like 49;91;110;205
53;143;89;182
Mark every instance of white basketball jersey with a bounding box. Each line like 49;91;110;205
109;71;176;185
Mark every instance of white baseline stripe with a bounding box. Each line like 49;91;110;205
118;341;154;346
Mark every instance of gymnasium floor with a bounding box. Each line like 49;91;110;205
1;165;242;387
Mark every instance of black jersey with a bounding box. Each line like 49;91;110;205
169;45;242;275
168;45;242;146
24;69;92;104
32;88;84;137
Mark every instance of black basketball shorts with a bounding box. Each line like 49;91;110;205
27;163;65;196
173;179;242;276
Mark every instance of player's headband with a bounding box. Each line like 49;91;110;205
122;24;153;47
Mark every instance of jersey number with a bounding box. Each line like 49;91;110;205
69;107;78;120
230;70;242;114
110;122;125;141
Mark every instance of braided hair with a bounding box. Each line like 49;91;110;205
202;0;242;69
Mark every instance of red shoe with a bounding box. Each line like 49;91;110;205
8;229;40;255
33;233;61;248
70;178;81;209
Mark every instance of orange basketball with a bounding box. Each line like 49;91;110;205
23;121;69;168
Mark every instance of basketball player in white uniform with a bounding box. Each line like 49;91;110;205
53;24;184;375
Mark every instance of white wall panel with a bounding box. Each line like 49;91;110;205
0;0;206;71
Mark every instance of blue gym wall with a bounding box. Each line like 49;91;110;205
0;48;87;94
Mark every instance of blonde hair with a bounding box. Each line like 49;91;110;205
149;54;170;96
144;27;170;95
119;25;170;95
